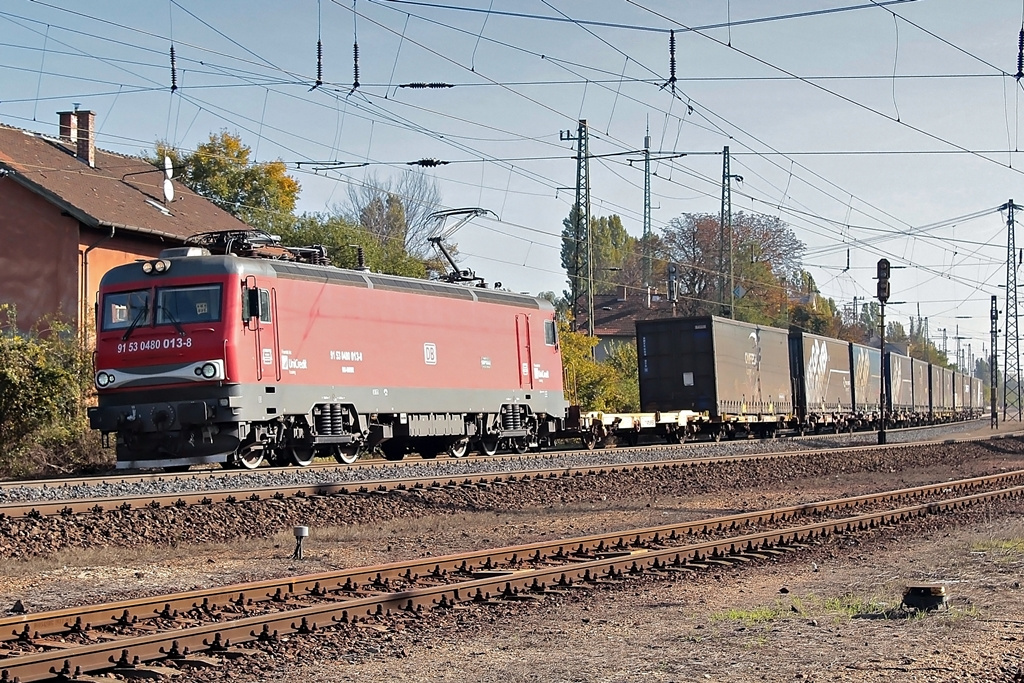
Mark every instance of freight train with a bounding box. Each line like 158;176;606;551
634;316;985;441
87;230;986;470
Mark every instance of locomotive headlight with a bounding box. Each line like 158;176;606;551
96;371;113;387
141;261;154;274
154;259;169;273
200;362;218;379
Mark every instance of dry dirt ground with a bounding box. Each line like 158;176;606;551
2;431;1023;682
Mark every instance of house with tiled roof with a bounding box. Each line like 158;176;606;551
575;287;682;361
0;110;248;333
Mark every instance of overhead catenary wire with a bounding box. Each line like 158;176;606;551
2;1;1015;331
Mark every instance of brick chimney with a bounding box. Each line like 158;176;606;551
57;111;77;144
56;109;95;167
75;110;95;167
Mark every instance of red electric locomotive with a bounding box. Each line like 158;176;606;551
88;230;567;470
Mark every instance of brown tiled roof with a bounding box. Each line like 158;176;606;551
577;292;680;338
0;123;248;240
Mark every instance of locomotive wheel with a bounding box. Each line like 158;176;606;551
447;439;470;458
289;448;315;467
479;435;500;456
333;445;360;465
512;438;529;454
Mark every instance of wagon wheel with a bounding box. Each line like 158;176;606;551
581;432;598;450
512;438;529;454
234;441;264;470
380;440;406;461
333;445;360;465
288;447;316;468
447;438;470;458
478;435;500;456
712;429;723;442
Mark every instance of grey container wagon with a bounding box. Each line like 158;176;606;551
849;342;882;426
636;316;793;439
930;365;955;420
911;358;931;423
789;330;854;431
886;352;914;424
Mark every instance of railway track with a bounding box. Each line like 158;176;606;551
0;419;997;498
0;428;1019;521
2;469;1022;683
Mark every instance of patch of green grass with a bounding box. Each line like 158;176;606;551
822;593;892;616
970;538;1024;554
711;605;785;625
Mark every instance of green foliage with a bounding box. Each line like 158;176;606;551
0;306;107;476
561;209;640;309
279;212;429;278
557;321;639;412
602;341;640;412
154;132;300;234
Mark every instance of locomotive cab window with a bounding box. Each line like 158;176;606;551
156;285;222;325
102;289;149;331
241;288;272;323
544;319;557;346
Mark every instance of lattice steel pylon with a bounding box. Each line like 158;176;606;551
561;120;592;334
720;146;732;316
643;126;652;288
1004;200;1022;421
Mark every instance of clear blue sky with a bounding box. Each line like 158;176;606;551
2;0;1022;364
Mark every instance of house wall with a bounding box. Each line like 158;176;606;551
78;231;166;334
0;179;79;330
0;179;176;333
595;334;635;362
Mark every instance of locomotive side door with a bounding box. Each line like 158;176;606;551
515;314;534;390
244;279;281;382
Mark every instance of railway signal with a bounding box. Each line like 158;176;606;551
877;258;891;444
876;258;890;304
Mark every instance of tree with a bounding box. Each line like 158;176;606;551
154;132;300;234
344;170;442;259
659;211;806;322
560;209;638;321
279;212;429;279
556;321;639;412
0;306;103;476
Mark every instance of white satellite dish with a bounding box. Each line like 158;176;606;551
162;156;175;204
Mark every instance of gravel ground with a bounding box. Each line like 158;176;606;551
0;420;999;505
1;429;1022;682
